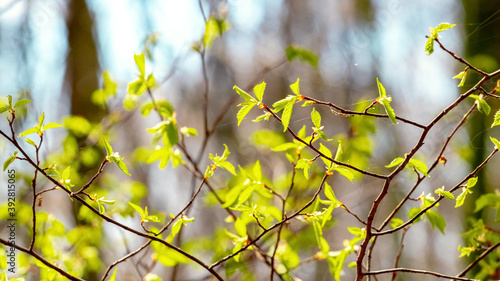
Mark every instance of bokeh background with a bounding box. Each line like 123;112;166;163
1;0;499;280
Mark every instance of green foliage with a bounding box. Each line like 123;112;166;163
0;95;32;115
103;138;131;176
385;156;429;177
91;71;117;106
491;110;500;128
3;151;17;171
375;78;397;124
129;202;160;223
3;18;500;281
203;16;230;49
425;22;455;55
469;94;491;115
205;144;236;178
285;45;319;67
453;70;467;87
125;53;156;109
18;112;62;137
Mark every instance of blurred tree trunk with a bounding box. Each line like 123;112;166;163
462;0;500;277
65;0;102;122
65;1;101;279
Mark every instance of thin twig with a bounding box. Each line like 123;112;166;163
456;241;500;278
391;227;409;281
364;268;478;281
0;238;85;281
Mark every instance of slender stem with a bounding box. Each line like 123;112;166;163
0;238;85;281
264;106;387;180
456;241;500;278
364;268;478;281
0;129;224;281
375;149;497;236
100;242;151;281
434;38;488;76
210;175;329;269
377;103;476;231
303;96;426;129
391;227;409;281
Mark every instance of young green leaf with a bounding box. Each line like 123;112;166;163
13;99;32;109
42;122;62;131
112;155;131;176
391;218;404;228
490;137;500;149
281;96;297;132
425;37;435;56
333;167;354;182
236;101;256;126
455;189;468;208
491;110;500;128
425;210;446;234
18;128;38;138
425;23;455;55
233;86;255;102
0;105;9;114
385;157;404;168
435;187;455;200
290;78;301;96
203;16;230;49
452;70;467;87
103;137;114;156
295;158;312;179
127;80;147;96
253;81;266;102
286;45;319;67
180;127;198;137
333;141;343;162
381;99;397;124
376;78;397;124
434;22;456;33
25;138;37;147
324;182;337;203
319;143;333;168
3;152;17;172
470;95;491;115
134;53;146;77
467;177;478;188
252;112;271;122
376;78;386;98
129;202;145;218
409;159;429;177
311;108;321;128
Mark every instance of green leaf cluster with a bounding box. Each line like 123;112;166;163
91;71;117;106
18;112;62;138
385;156;429;177
469;94;491;115
452;70;467;87
125;53;156;109
375;78;397;124
455;177;476;208
0;95;32;115
203;16;230;49
425;22;455;55
128;202;160;223
103;138;131;176
205;144;236;178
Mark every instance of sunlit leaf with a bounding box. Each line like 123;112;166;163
253;81;266;102
311;108;321;128
134;53;146;76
